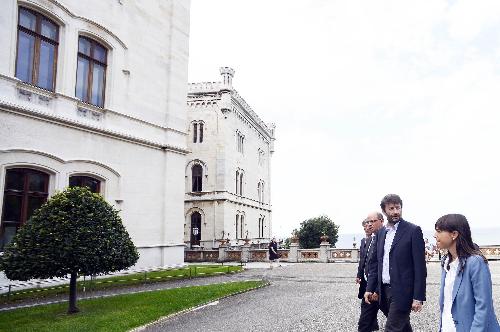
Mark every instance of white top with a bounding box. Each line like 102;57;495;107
382;222;399;284
442;258;459;332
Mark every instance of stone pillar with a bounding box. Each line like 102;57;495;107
351;249;359;262
289;243;299;263
320;241;330;263
218;245;227;263
241;244;250;263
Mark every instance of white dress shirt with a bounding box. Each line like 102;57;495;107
382;221;399;284
442;258;459;332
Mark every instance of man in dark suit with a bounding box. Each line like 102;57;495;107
357;212;384;332
364;194;426;332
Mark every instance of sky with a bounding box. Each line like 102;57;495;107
187;0;500;238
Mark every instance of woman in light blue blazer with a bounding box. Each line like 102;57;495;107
435;214;500;332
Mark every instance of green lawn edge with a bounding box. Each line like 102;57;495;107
1;265;242;304
0;279;268;332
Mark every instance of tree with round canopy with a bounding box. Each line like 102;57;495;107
0;186;139;313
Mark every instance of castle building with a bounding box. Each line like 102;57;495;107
0;0;191;267
185;68;275;248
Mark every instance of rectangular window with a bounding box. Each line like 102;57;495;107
15;7;59;91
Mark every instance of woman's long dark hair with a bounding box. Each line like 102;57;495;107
435;214;487;272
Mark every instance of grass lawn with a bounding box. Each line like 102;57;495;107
1;265;242;304
0;280;266;332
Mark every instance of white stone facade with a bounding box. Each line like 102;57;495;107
0;0;191;268
185;68;275;249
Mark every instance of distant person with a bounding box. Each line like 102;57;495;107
268;237;280;269
424;238;434;263
357;212;384;332
365;194;426;332
435;214;500;332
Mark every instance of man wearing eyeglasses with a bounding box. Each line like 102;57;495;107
357;212;384;331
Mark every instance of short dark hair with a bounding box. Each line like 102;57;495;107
380;194;403;211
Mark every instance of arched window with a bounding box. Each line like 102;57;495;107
76;36;107;107
235;214;239;239
235;170;239;194
1;168;49;250
258;216;265;238
190;212;201;246
69;175;101;193
16;7;59;91
192;164;203;192
239;173;244;196
240;214;245;239
236;131;244;153
192;122;204;143
257;182;261;202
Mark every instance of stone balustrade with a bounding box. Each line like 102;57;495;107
184;244;499;263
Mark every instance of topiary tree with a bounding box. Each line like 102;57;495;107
297;215;339;249
1;186;139;314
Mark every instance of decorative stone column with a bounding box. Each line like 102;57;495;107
241;244;251;263
320;241;330;263
218;244;227;263
289;242;299;262
351;248;359;262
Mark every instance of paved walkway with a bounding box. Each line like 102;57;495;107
144;261;500;332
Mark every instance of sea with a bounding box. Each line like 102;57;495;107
335;227;500;249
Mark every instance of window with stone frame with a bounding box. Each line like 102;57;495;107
239;172;244;196
258;216;265;238
257;180;265;203
240;214;245;239
76;36;107;107
258;149;265;166
1;168;49;250
69;175;101;193
192;122;204;143
236;131;244;153
15;7;59;91
192;164;203;192
235;214;240;239
235;170;239;194
190;212;201;246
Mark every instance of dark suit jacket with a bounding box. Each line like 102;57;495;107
366;219;427;311
357;236;375;299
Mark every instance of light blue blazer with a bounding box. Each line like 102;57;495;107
439;255;500;332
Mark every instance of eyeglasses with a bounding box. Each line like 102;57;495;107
365;219;381;224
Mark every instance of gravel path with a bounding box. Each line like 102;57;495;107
144;261;500;332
